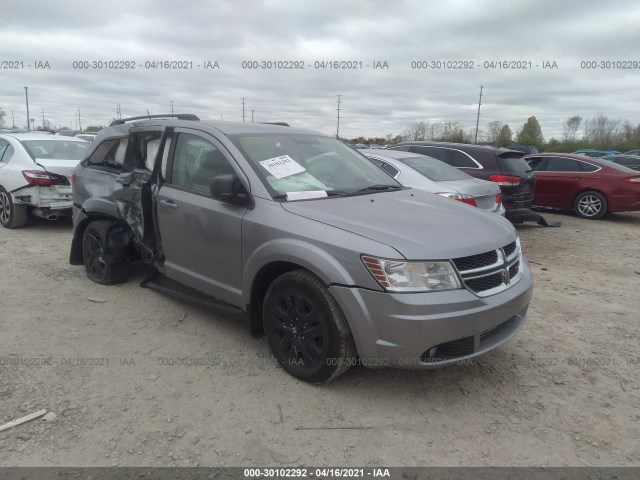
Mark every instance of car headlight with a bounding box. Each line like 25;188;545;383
361;256;461;292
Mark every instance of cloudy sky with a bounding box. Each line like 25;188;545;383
2;0;639;140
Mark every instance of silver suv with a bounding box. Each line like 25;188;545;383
70;115;533;383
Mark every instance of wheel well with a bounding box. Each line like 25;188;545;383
247;261;305;338
69;214;130;265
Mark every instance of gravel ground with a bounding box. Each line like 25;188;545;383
0;211;639;467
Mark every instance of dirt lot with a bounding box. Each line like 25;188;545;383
1;211;639;467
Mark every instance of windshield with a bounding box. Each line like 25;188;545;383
398;155;473;181
21;140;89;160
229;133;401;198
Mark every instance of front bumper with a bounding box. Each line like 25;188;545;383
329;260;533;368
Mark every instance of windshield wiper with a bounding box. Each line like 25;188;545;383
355;184;402;193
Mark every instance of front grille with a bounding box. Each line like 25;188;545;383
452;250;498;271
452;241;522;297
503;241;517;258
465;272;503;293
509;262;520;277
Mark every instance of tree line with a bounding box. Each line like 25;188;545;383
349;113;640;152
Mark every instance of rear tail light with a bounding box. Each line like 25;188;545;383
623;177;640;183
22;170;54;186
495;193;502;204
489;175;521;186
437;192;478;207
22;170;69;186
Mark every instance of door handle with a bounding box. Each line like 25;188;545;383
159;199;178;209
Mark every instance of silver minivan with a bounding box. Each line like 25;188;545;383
70;115;533;383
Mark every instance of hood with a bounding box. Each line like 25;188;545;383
34;158;81;180
281;189;516;259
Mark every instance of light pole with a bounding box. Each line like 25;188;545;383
24;87;30;131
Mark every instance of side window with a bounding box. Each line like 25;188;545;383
412;146;450;164
448;150;478;168
546;157;581;172
380;161;399;178
580;161;599;172
368;158;384;168
0;141;15;163
526;156;546;171
170;133;235;195
88;138;128;168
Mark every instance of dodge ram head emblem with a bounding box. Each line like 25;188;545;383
502;269;510;285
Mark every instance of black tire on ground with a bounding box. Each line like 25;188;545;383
0;186;28;229
263;269;357;384
573;190;608;219
82;220;130;284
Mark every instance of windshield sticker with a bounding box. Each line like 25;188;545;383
259;155;306;179
285;190;328;201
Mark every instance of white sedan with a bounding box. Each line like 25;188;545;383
361;149;505;216
0;133;90;228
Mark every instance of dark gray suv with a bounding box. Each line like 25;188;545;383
70;115;533;383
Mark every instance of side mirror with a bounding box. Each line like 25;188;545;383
210;174;252;208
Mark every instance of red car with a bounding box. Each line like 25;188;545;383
524;153;640;219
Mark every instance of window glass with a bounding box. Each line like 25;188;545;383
412;146;449;163
525;156;545;171
88;138;127;167
20;140;88;160
580;161;599;172
448;150;478;168
229;133;398;197
0;140;7;162
400;156;472;181
161;136;172;178
380;162;399;177
545;157;582;172
0;140;14;163
170;133;234;194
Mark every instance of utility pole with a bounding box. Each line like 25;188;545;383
41;108;45;130
24;87;30;131
116;104;121;120
336;94;341;139
77;107;82;132
11;110;15;128
251;110;254;123
242;98;246;122
170;100;174;115
474;86;483;143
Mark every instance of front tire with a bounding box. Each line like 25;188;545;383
263;270;357;384
0;187;28;229
573;191;607;219
82;220;130;284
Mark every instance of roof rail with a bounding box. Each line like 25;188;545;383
110;113;200;126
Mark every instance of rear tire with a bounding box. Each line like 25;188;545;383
82;220;130;284
263;269;357;384
573;191;607;219
0;187;28;229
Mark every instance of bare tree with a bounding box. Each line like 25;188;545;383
583;113;621;148
562;115;582;143
486;121;503;144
